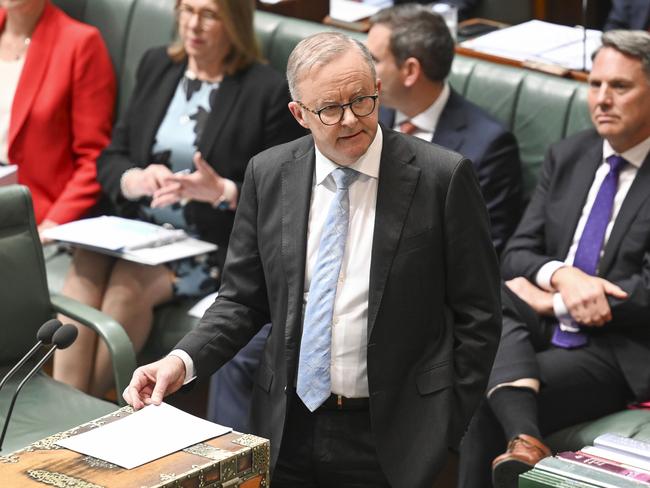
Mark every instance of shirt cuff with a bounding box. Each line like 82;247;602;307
536;260;566;291
213;178;238;210
120;167;143;201
168;349;196;385
552;292;570;320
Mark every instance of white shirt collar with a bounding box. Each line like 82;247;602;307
602;134;650;169
314;125;383;185
395;82;450;134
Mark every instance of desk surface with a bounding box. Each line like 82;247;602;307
0;407;270;488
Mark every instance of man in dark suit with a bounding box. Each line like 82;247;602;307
124;31;501;488
367;4;522;255
458;30;650;488
604;0;650;30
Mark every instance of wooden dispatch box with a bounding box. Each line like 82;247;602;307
0;406;270;487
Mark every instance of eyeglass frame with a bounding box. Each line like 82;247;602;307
294;92;379;126
175;3;220;26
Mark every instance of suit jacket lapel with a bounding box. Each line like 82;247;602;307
431;89;465;152
557;143;603;256
600;151;650;275
8;3;55;148
368;128;421;339
199;71;243;158
281;139;314;361
138;61;185;161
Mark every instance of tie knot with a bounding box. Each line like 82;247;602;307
331;167;359;190
399;120;418;135
606;154;627;174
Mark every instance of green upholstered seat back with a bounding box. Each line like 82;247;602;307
0;186;52;366
118;0;177;116
513;74;587;195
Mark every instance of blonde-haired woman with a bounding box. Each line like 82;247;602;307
54;0;303;397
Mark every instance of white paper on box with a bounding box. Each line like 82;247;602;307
56;402;232;469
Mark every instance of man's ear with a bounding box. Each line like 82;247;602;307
288;101;310;130
401;57;422;88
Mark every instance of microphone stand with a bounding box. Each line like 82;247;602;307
0;346;59;451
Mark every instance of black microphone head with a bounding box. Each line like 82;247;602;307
52;324;78;349
36;319;62;344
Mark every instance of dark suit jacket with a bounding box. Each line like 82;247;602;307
604;0;650;30
2;2;115;224
176;127;502;487
502;129;650;401
97;47;304;266
380;89;523;255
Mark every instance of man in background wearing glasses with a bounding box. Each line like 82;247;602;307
124;31;501;488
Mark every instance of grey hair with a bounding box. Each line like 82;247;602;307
592;30;650;79
370;4;454;82
286;31;376;100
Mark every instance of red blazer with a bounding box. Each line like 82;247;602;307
1;1;116;224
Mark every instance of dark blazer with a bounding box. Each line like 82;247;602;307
380;89;523;255
176;127;502;487
604;0;650;30
502;129;650;401
2;1;115;224
97;47;304;265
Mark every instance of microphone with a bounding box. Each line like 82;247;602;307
0;319;62;396
0;324;78;451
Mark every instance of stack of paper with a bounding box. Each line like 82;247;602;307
460;20;602;71
57;403;231;469
0;165;17;186
42;216;217;265
329;0;392;23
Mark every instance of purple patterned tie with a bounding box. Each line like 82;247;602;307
551;154;627;348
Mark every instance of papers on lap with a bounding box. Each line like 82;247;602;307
56;402;232;469
0;164;17;186
42;216;217;266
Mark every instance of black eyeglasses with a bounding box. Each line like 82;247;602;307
176;4;220;25
295;93;379;126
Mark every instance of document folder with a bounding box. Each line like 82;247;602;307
42;216;217;266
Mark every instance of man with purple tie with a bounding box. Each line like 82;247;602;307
458;29;650;488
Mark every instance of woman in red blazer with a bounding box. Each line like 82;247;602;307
0;0;115;232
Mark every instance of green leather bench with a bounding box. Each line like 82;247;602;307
49;0;650;449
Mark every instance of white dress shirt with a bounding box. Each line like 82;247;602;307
172;129;383;396
535;135;650;327
393;82;450;142
304;127;382;398
0;57;25;164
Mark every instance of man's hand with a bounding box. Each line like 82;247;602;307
122;355;186;410
122;165;174;200
505;277;555;316
550;266;628;326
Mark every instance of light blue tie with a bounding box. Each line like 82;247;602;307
297;167;359;411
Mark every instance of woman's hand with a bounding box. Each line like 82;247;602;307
151;152;233;208
122;165;175;200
